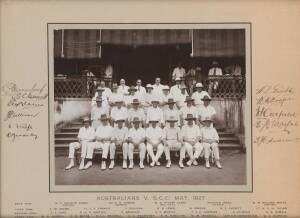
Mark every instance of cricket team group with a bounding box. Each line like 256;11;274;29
65;76;223;171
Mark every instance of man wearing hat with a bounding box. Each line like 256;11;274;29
126;117;147;169
179;96;199;126
198;95;216;124
65;117;95;170
128;98;146;128
108;83;124;108
146;97;164;127
163;98;180;127
170;77;183;97
175;85;188;109
109;118;129;169
191;83;210;109
84;114;113;170
152;77;164;97
146;118;165;167
161;85;174;110
117;78;129;96
125;86;141;108
163;115;185;168
135;79;146;100
181;114;203;167
110;97;128;126
91;85;109;107
91;96;110;130
199;116;222;169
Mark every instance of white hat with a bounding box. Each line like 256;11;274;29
115;97;123;103
146;84;153;89
163;85;170;90
151;97;160;103
196;83;203;88
175;77;181;81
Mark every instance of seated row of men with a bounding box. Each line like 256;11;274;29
65;113;222;171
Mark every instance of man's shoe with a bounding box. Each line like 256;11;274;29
139;162;145;169
205;161;210;168
193;160;198;166
186;160;193;166
78;162;85;170
129;161;134;169
109;161;114;169
150;162;155;167
216;161;222;169
155;161;161;166
83;161;92;170
166;161;171;168
122;160;127;169
179;161;184;168
65;163;74;170
101;161;106;170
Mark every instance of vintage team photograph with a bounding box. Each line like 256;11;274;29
49;24;252;191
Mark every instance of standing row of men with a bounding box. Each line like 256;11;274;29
65;77;222;171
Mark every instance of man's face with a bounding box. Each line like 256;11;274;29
204;100;210;107
163;90;169;95
197;87;203;93
102;119;108;126
129;90;135;95
176;80;180;85
96;101;102;107
181;89;185;94
152;102;158;108
117;121;123;128
203;121;211;127
151;122;157;128
120;79;125;85
168;103;174;109
187;101;192;106
116;102;122;108
100;81;105;87
84;122;90;128
133;122;139;128
136;80;142;86
187;119;194;126
133;104;138;109
170;122;175;128
155;78;160;85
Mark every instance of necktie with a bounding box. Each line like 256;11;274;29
214;68;216;75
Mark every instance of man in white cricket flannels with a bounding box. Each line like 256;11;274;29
170;77;183;97
146;118;165;167
191;83;210;109
208;61;223;91
172;62;186;82
161;85;173;110
108;83;123;109
91;86;109;107
162;116;185;168
90;96;109;130
65;117;95;170
125;86;140;108
135;79;146;101
84;114;113;170
117;78;129;96
198;95;216;125
181;113;203;167
110;97;128;126
128;98;146;128
179;96;199;126
200;116;222;169
163;98;180;127
146;97;164;127
109;119;128;169
127;117;147;169
175;84;188;109
152;77;164;97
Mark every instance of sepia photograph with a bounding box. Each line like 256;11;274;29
49;24;251;191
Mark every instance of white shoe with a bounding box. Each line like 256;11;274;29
65;163;74;170
78;161;85;170
139;162;145;169
166;161;171;168
179;161;184;168
193;160;198;166
150;162;155;167
186;160;193;166
101;161;106;170
216;161;222;169
205;161;210;168
122;160;127;169
109;161;114;169
83;161;92;170
129;160;134;169
155;161;161;166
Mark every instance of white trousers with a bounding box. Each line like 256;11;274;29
184;142;204;159
68;141;90;159
128;143;146;160
202;142;220;160
86;141;110;159
146;143;164;162
164;140;185;161
110;142;130;160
